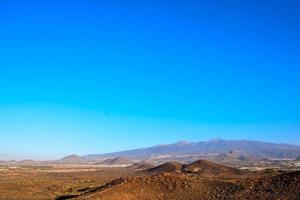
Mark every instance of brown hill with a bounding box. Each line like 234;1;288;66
58;154;87;164
214;150;255;163
147;162;182;174
97;157;134;166
182;159;242;175
60;172;239;200
128;161;154;170
19;159;37;165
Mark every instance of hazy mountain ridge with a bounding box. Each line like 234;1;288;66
84;139;300;160
1;139;300;165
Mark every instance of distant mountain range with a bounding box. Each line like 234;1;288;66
84;139;300;160
1;139;300;165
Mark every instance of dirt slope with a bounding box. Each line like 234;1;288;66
147;162;182;174
97;157;134;165
182;159;242;175
127;161;154;170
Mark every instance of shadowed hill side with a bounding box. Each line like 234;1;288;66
127;161;154;170
295;156;300;161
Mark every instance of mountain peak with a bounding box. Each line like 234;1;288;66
61;154;81;159
59;154;87;163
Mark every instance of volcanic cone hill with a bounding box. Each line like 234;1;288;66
96;157;134;166
182;159;242;175
128;161;154;170
58;154;88;164
147;162;183;174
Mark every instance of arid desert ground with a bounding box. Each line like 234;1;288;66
1;159;299;200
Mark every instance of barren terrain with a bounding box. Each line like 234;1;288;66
0;166;135;200
1;160;299;200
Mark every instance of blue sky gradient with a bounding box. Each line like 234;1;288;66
0;0;300;160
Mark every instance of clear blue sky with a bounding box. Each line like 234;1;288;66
0;0;300;160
